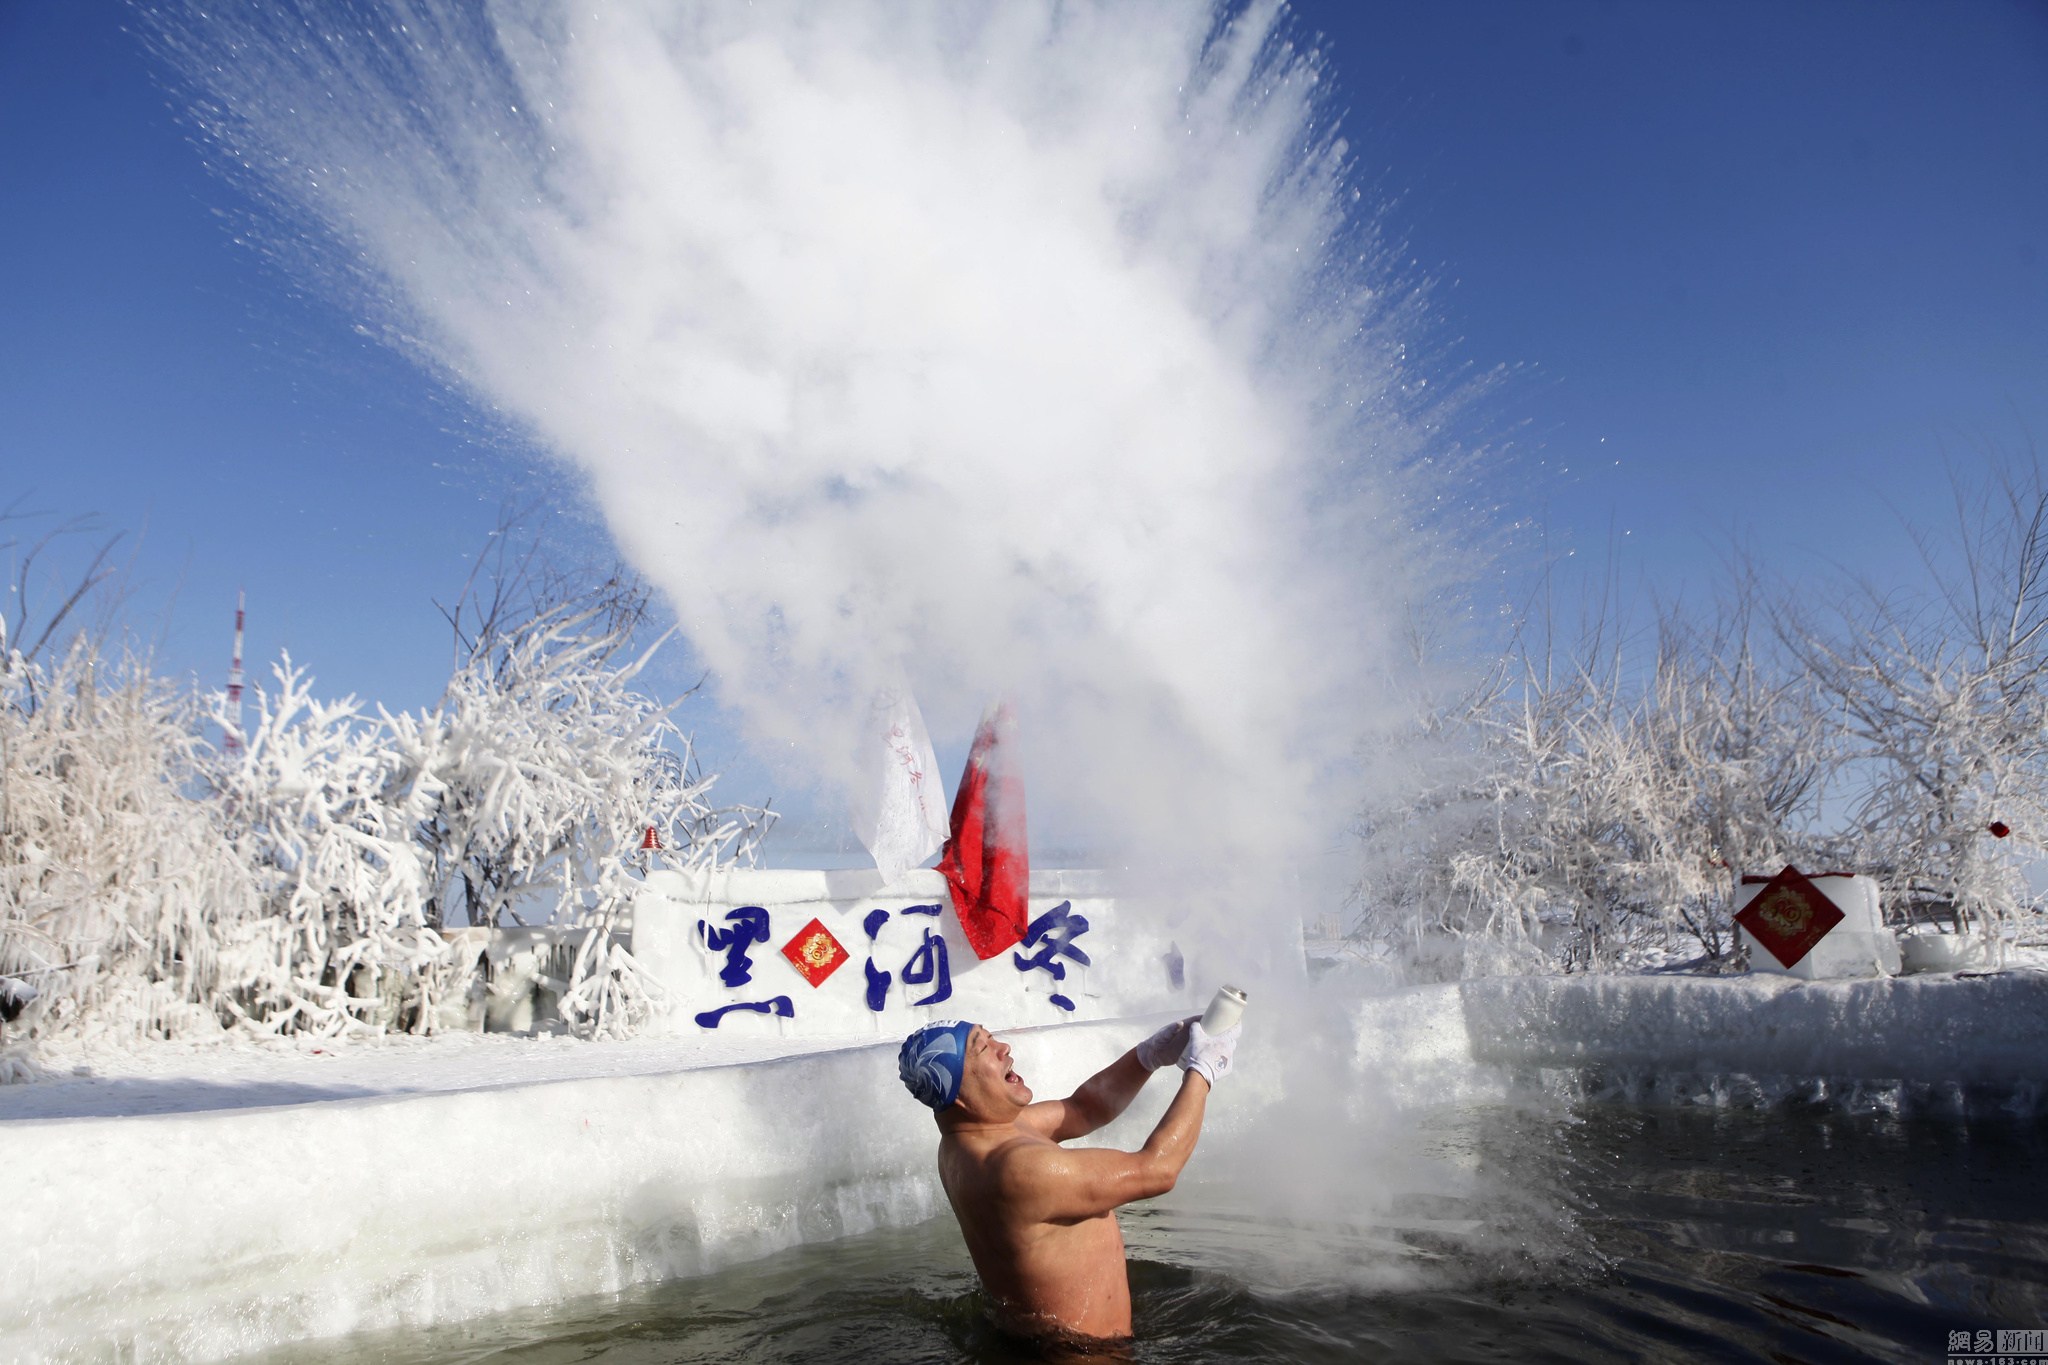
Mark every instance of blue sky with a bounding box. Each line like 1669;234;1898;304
3;1;2045;840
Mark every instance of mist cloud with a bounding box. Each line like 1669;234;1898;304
154;0;1452;923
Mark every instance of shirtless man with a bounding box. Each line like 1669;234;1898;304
897;1015;1241;1343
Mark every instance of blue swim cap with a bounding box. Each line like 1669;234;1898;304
899;1020;976;1109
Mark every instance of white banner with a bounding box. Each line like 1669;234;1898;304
853;689;948;887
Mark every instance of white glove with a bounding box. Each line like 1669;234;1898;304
1179;1019;1240;1085
1135;1016;1197;1071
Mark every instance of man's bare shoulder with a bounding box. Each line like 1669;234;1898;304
1013;1098;1076;1141
945;1125;1067;1190
947;1124;1056;1164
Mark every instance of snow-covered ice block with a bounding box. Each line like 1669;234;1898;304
1898;930;1996;974
1735;872;1901;979
1348;984;1506;1109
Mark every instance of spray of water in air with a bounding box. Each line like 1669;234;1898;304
133;0;1570;1305
149;0;1469;951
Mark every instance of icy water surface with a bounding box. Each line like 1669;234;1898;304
297;1102;2048;1364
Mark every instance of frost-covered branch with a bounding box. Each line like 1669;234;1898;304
1776;447;2048;954
2;519;774;1059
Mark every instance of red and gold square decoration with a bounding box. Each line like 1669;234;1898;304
1734;865;1844;968
781;917;849;987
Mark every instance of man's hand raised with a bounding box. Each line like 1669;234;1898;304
1179;1020;1240;1085
1135;1016;1198;1071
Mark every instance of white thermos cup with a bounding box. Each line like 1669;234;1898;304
1201;984;1247;1034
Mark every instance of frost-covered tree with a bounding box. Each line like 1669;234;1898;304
1356;585;1831;975
202;537;778;1040
1;509;257;1056
387;597;771;1036
1610;598;1832;960
1;504;775;1059
376;528;774;1037
1780;451;2048;954
1445;626;1654;971
1359;447;2048;979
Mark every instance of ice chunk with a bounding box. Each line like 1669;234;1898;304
1735;872;1901;979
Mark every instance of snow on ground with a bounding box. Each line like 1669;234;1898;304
0;1026;916;1122
7;971;2046;1363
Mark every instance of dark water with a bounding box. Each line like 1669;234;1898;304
305;1102;2048;1364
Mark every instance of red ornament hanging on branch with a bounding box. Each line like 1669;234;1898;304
1989;821;2011;839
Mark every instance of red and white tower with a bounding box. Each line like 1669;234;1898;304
223;590;245;755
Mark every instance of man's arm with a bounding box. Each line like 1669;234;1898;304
1021;1018;1192;1142
1002;1070;1211;1221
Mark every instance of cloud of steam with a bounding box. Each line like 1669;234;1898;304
152;0;1454;924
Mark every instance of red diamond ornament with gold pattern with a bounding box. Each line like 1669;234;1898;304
1734;865;1844;968
781;917;849;987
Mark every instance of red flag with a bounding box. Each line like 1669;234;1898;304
938;701;1028;960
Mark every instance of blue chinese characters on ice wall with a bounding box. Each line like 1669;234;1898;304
700;906;771;987
899;904;952;1007
694;996;793;1029
694;905;790;1024
1013;901;1090;1012
691;897;1095;1027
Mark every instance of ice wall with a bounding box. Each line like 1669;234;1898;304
1456;972;2048;1090
1;1025;1138;1363
10;972;2044;1361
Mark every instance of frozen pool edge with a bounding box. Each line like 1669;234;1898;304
13;975;2047;1361
2;1022;1141;1364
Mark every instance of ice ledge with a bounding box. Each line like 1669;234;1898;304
0;1020;1143;1364
1456;971;2048;1086
10;973;2043;1360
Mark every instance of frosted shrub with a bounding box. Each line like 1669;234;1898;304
0;646;257;1048
1;539;772;1058
209;658;449;1038
1362;451;2048;977
202;594;774;1042
394;596;773;1038
1349;680;1551;978
1607;610;1831;961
